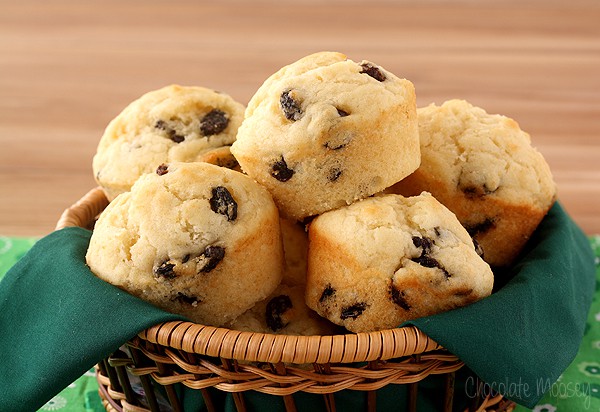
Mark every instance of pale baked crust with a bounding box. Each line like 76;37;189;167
93;85;245;201
86;162;284;326
305;193;494;333
231;51;420;220
389;99;557;267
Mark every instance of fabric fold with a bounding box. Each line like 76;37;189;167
0;227;184;411
406;202;596;407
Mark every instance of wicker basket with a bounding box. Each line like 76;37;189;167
56;188;515;412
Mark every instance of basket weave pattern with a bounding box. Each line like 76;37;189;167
133;323;462;392
57;188;515;412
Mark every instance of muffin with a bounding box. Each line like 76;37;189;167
305;192;494;333
230;51;420;220
86;162;284;326
389;99;557;267
93;84;245;200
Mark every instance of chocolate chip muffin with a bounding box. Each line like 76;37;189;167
93;84;245;201
389;99;557;267
227;284;338;336
230;51;420;220
86;162;284;326
305;192;494;333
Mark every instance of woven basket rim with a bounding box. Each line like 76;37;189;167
56;187;444;364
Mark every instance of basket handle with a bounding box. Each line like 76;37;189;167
55;187;109;230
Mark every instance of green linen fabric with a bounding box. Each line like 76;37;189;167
0;227;185;412
0;202;596;411
405;202;596;408
512;234;600;411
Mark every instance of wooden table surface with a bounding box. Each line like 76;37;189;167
1;0;599;237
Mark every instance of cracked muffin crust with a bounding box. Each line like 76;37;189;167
389;99;557;267
230;51;420;220
86;162;284;326
93;85;245;201
305;192;493;333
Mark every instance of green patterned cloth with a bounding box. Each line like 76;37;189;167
512;235;600;412
1;234;599;412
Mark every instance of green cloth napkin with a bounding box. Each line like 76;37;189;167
0;227;185;412
406;201;596;408
0;202;595;411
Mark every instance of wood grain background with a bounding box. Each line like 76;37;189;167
1;0;599;236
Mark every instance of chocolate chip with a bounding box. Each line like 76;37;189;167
412;255;438;268
155;261;177;279
360;63;386;82
182;254;191;264
200;109;229;136
411;236;450;278
209;186;237;221
270;156;294;182
155;120;185;143
337;108;349;117
156;163;169;176
280;90;303;121
328;168;342;182
198;245;225;273
412;236;433;253
266;295;293;331
173;292;199;306
412;255;451;279
171;134;185;143
340;302;367;320
389;283;411;311
465;218;496;236
319;284;335;303
459;182;498;199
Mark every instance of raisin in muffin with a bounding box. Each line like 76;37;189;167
227;284;338;336
230;51;420;220
86;162;284;326
389;99;557;267
305;192;494;333
93;84;245;201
